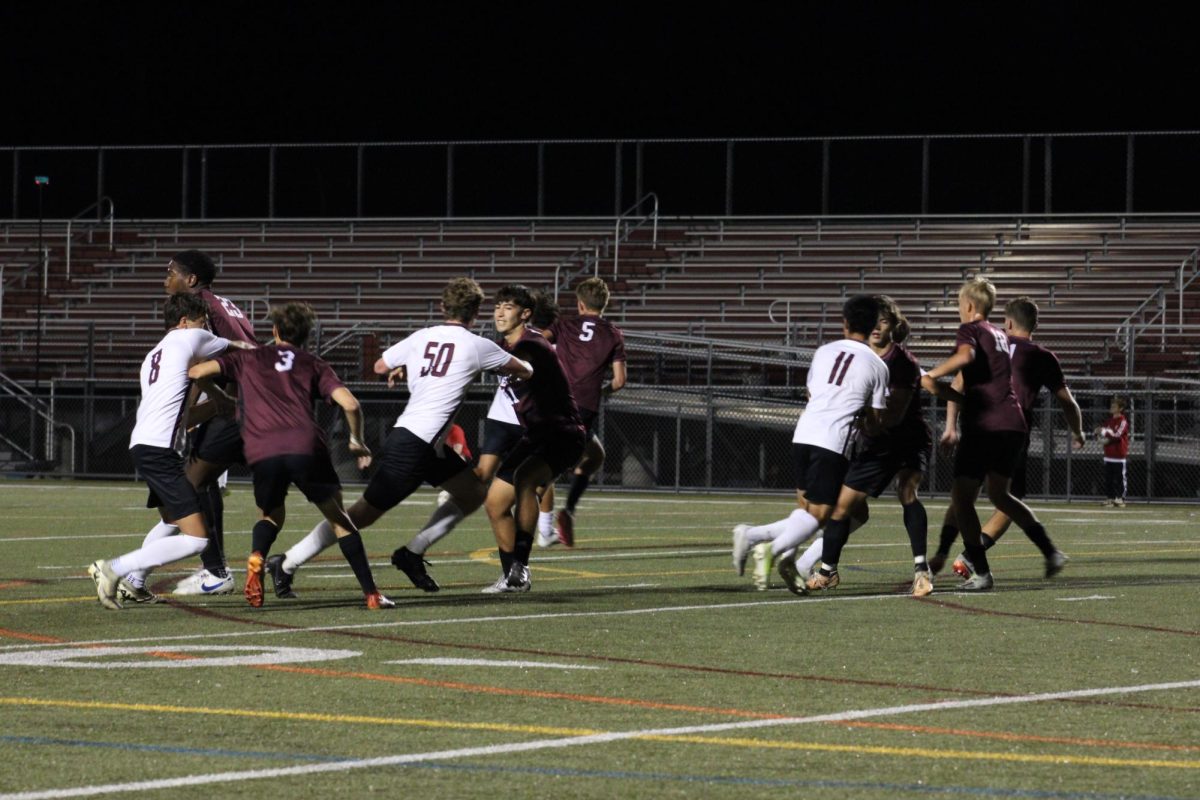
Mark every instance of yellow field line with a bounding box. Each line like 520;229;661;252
3;696;1198;770
0;596;96;607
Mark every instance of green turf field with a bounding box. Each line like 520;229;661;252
0;480;1197;799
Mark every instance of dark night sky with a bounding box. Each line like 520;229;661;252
3;3;1198;146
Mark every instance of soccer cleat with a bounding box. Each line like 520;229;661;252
928;552;949;575
1045;550;1069;578
365;591;396;609
555;509;575;547
117;579;160;604
88;560;123;610
244;553;265;608
481;574;514;594
911;570;934;597
535;527;560;548
391;546;440;593
1113;498;1126;508
806;569;840;591
957;572;994;592
1101;499;1114;507
777;554;808;596
436;489;452;506
505;562;532;591
173;568;235;596
731;524;751;576
265;554;298;599
951;553;974;580
751;543;773;591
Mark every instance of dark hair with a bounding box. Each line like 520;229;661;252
163;292;208;329
1005;296;1039;332
495;283;535;311
875;295;910;344
171;250;217;287
842;294;883;337
268;302;317;347
530;290;560;329
442;277;485;323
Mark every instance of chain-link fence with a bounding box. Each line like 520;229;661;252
2;376;1197;501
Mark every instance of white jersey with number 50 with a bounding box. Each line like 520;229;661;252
130;327;229;450
383;323;513;443
794;338;890;455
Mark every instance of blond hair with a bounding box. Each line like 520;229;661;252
959;276;996;317
575;277;610;313
442;277;485;323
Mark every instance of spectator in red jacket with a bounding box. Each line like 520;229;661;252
1095;395;1131;507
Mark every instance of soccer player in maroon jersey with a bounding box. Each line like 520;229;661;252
163;250;257;595
544;277;626;546
482;285;586;592
932;296;1082;578
921;278;1055;591
188;303;392;609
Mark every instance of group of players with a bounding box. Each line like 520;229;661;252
732;277;1087;596
89;250;626;609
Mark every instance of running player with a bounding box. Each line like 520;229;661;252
266;278;532;597
730;295;889;589
543;277;626;547
88;293;240;609
162;250;257;596
188;303;390;609
482;285;586;593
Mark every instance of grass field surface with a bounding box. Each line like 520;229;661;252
0;480;1197;799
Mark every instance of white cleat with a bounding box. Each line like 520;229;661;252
88;560;123;610
535;527;559;548
172;568;235;596
732;524;751;576
911;570;934;597
957;572;994;592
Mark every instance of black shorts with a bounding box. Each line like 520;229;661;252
131;444;201;522
843;441;930;498
954;429;1027;482
190;414;246;467
481;417;524;457
496;427;587;485
792;443;849;506
251;452;341;511
362;427;471;512
579;408;600;437
1009;437;1031;498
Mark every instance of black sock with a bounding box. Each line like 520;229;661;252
1021;522;1056;558
513;531;534;566
820;517;853;568
566;473;590;513
337;532;377;595
498;549;514;575
198;484;227;577
251;520;279;558
961;535;991;575
902;501;928;559
981;533;996;551
936;523;959;556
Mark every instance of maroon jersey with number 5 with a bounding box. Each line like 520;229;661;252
548;314;626;412
214;345;344;464
955;320;1026;434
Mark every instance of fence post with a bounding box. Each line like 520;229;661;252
1043;136;1053;214
96;148;105;216
180;147;189;219
1125;133;1135;213
613;142;623;215
821;139;831;215
11;149;19;219
200;147;208;220
674;406;682;493
445;144;455;218
725;140;734;216
635;141;644;201
705;388;714;489
537;142;545;217
920;137;930;215
267;146;276;219
356;144;365;217
1144;390;1155;500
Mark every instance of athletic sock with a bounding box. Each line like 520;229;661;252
936;523;959;557
745;517;789;544
961;536;991;576
336;532;377;595
769;508;822;556
817;516;853;567
795;537;824;575
407;500;465;555
109;535;208;577
130;520;179;585
565;473;590;513
981;533;996;551
537;510;555;537
498;549;514;575
513;530;534;566
250;520;280;558
1021;522;1056;559
198;483;227;577
902;500;929;559
914;555;929;572
283;520;338;573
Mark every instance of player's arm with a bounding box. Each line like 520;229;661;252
937;373;964;452
605;360;627;395
496;355;533;380
331;387;372;468
879;385;912;428
184;360;235;426
374;358;407;388
1054;385;1085;450
923;344;974;382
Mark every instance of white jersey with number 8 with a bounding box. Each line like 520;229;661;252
130;327;229;450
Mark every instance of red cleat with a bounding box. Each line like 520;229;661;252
245;552;265;608
365;591;395;609
951;555;974;580
555;509;575;548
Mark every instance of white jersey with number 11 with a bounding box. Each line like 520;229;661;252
794;338;889;456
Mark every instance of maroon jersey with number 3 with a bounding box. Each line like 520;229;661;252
955;320;1026;434
548;314;626;413
215;345;344;464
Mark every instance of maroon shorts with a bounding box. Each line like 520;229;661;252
954;429;1027;482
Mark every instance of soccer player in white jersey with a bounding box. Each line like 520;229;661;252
265;278;532;599
730;295;889;590
88;293;245;609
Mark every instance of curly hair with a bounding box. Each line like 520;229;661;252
442;277;486;323
171;250;217;287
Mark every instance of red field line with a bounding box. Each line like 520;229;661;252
0;581;34;591
919;597;1200;637
0;627;62;643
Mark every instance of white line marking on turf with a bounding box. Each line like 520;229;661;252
0;645;360;670
4;678;1197;800
1057;595;1117;602
384;658;602;670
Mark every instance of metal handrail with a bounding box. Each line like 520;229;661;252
1177;248;1200;329
65;196;116;281
611;193;659;282
1;370;76;471
553;244;600;302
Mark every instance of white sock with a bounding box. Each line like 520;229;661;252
129;521;179;585
795;537;824;575
283;520;338;573
538;510;554;536
770;508;822;557
217;470;228;490
745;517;789;545
407;500;465;555
109;535;207;577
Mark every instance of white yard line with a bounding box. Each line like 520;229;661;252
2;678;1197;800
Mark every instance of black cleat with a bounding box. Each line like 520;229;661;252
392;547;440;593
265;554;298;599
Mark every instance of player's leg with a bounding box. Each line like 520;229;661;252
558;432;603;543
536;484;557;547
929;504;959;574
309;491;391;608
812;485;868;582
396;456;486;592
93;510;208;610
733;446;826;576
949;475;992;584
895;468;933;595
483;477;521;591
123;517;179;600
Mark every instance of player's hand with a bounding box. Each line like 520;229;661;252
939;428;959;455
1071;432;1086;451
920;374;937;394
386;366;406;388
349;437;372;470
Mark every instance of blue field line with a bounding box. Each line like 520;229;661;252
407;762;1188;800
0;735;349;763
